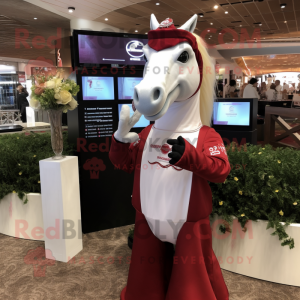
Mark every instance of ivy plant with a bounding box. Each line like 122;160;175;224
0;132;75;204
210;143;300;249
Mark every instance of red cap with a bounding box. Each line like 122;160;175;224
148;19;203;98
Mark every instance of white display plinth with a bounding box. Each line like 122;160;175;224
26;107;35;127
39;156;82;263
211;215;300;286
0;193;44;241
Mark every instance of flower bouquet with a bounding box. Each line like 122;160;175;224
30;72;80;159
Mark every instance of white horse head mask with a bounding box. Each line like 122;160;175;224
133;14;215;128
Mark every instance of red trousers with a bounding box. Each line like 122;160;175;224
121;210;229;300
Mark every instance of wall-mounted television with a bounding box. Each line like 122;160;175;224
212;98;258;131
82;76;114;100
73;30;148;68
118;104;150;128
118;77;143;100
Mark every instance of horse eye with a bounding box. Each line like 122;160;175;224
177;51;189;63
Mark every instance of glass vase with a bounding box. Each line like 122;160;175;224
48;109;64;160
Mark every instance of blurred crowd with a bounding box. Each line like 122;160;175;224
217;79;299;100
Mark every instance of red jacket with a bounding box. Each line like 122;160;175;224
109;125;230;221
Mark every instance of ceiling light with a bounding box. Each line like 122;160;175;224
259;23;262;26
198;13;204;17
214;5;218;9
135;30;138;32
105;18;108;21
208;30;210;32
34;18;37;20
219;32;222;34
225;11;228;14
156;2;160;5
280;3;286;8
284;21;287;23
68;7;75;13
210;23;213;25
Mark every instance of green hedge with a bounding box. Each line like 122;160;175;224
211;143;300;249
0;132;75;203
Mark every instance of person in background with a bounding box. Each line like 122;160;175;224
282;82;289;92
16;83;29;97
260;82;267;97
17;87;29;122
239;83;248;97
16;83;22;95
57;49;63;67
217;80;224;97
275;80;282;93
289;83;295;93
265;83;276;100
226;79;238;97
243;78;260;99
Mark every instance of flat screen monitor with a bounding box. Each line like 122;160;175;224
118;104;150;128
118;77;143;100
73;30;148;67
213;102;250;126
82;76;114;100
212;98;257;131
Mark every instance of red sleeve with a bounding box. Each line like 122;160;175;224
175;128;231;183
109;134;142;174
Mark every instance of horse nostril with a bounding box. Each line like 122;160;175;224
153;89;160;101
134;88;139;103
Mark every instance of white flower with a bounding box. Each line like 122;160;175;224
29;97;41;109
54;77;62;87
45;80;56;89
55;90;72;105
68;98;78;110
45;78;62;89
64;84;71;90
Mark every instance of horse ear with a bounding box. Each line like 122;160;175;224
179;14;198;33
150;14;160;30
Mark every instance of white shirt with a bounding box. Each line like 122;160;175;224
283;84;289;92
227;86;236;96
276;85;282;92
224;85;235;97
289;86;295;92
243;84;260;99
265;89;276;100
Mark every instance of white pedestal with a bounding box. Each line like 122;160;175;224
0;193;44;241
39;156;83;263
26;107;35;127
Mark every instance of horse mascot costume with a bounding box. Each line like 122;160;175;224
109;13;231;300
